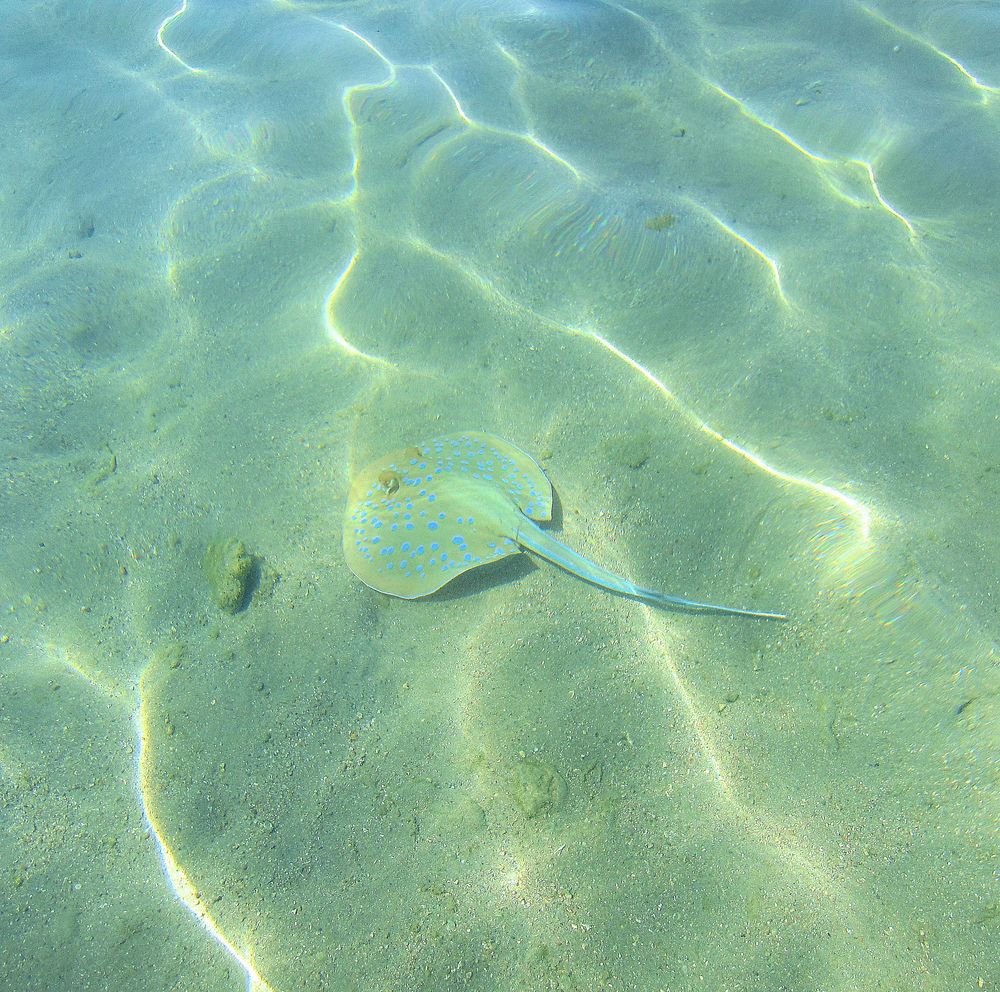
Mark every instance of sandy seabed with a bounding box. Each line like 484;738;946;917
1;1;997;989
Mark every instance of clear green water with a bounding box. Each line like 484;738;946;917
1;1;997;989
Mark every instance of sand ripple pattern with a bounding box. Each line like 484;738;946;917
0;2;997;990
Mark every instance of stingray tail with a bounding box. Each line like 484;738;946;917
514;518;786;620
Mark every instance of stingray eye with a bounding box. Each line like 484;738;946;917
377;470;400;496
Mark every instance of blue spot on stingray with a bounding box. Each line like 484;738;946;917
372;537;380;544
391;523;398;532
401;542;410;551
430;542;439;551
441;552;449;561
386;562;394;570
417;545;425;554
428;521;439;531
457;516;464;524
464;553;472;562
428;493;437;501
438;512;445;520
452;535;464;545
405;523;414;530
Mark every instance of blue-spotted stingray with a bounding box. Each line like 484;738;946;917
343;431;786;619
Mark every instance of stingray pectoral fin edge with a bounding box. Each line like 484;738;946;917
514;518;787;620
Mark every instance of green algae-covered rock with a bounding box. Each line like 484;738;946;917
203;538;255;614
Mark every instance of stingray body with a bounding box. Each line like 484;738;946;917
343;431;785;619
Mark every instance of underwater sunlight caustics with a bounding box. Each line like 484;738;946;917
343;432;786;620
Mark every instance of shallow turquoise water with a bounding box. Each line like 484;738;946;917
1;1;997;989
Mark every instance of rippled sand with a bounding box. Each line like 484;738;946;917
1;1;997;989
